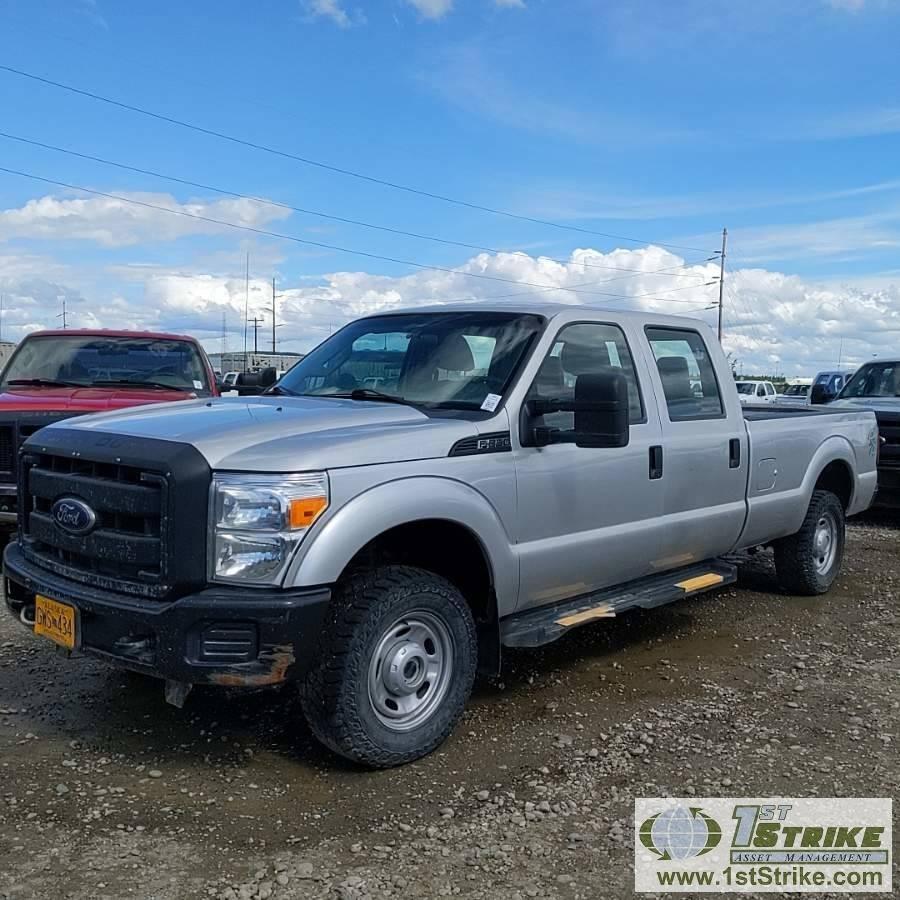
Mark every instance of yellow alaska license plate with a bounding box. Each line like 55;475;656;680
34;595;76;650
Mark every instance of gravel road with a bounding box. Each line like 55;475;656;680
1;519;897;900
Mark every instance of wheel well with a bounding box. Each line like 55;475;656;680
815;460;852;510
342;519;499;673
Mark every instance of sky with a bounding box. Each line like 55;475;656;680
2;0;900;375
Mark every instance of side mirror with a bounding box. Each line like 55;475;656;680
523;370;630;448
259;367;278;388
809;384;829;405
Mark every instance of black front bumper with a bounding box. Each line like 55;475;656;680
3;542;331;686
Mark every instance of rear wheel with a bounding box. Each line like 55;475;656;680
774;489;845;595
301;565;477;768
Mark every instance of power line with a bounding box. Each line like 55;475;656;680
0;131;713;280
0;64;715;254
0;164;719;303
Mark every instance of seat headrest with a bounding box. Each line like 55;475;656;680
535;355;565;394
657;355;693;401
560;342;610;375
428;333;475;372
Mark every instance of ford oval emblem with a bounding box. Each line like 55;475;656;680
51;498;97;536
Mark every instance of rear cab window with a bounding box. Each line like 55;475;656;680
645;327;723;421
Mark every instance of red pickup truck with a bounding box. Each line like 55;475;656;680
0;329;218;526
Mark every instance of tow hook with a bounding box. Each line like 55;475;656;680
164;679;192;709
19;605;35;627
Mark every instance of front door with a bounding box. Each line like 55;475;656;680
513;320;665;612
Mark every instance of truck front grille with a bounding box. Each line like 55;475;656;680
876;412;900;469
0;425;14;473
20;452;169;598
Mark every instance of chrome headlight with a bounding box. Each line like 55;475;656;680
210;473;329;584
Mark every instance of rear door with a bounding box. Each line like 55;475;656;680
642;325;748;566
512;319;665;611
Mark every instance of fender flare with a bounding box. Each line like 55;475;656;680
791;436;857;531
284;475;519;619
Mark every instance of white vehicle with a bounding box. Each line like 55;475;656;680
222;371;240;387
735;380;778;406
780;379;813;406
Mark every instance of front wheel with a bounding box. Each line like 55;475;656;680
774;489;845;595
301;566;477;768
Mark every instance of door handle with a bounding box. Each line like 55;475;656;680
649;445;664;480
729;438;741;469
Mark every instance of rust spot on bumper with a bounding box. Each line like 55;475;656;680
208;643;296;687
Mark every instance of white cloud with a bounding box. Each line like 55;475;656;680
4;244;900;376
405;0;454;20
0;192;292;248
302;0;364;27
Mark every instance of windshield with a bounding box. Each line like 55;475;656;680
735;382;754;394
839;362;900;399
1;335;211;394
784;384;809;396
277;311;545;409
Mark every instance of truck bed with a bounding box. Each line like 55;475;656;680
742;406;852;421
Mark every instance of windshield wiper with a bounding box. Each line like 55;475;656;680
92;379;191;392
264;384;296;396
330;388;415;406
7;378;86;388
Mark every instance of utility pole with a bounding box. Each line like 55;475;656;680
243;252;250;372
0;294;4;343
247;316;263;354
837;337;843;368
57;297;68;330
717;227;727;343
221;310;228;359
271;277;277;353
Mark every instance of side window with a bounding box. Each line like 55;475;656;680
646;327;724;421
757;385;766;397
766;383;776;396
528;322;644;429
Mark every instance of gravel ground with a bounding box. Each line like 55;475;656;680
0;519;897;900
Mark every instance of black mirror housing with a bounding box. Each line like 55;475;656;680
259;367;278;388
523;370;630;448
573;371;630;448
809;383;829;405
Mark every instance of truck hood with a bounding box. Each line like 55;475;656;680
52;395;483;470
0;385;198;412
829;397;900;414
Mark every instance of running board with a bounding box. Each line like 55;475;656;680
500;560;737;649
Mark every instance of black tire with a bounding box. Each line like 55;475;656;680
774;489;845;595
300;565;477;768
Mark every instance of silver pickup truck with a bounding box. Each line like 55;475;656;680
3;305;879;767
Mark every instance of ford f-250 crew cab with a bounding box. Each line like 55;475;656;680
3;306;879;767
0;329;218;526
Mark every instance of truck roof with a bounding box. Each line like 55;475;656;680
22;328;202;342
375;302;709;327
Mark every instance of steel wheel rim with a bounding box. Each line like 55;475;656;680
813;511;839;575
367;609;454;732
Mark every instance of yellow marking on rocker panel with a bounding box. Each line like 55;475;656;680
556;605;616;627
676;573;724;593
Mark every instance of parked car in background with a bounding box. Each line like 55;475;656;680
735;380;778;405
810;369;856;405
0;329;218;526
780;379;813;406
3;305;878;767
222;371;240;387
830;359;900;506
